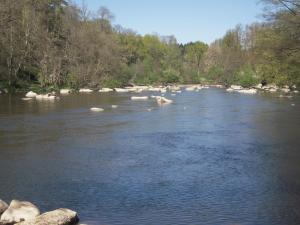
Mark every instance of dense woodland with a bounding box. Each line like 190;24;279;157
0;0;299;92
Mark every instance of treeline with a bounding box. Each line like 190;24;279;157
0;0;299;92
203;0;300;88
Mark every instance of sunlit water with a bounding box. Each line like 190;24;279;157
0;88;300;225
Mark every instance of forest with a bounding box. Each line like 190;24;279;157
0;0;299;92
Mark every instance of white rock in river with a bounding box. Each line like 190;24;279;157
15;208;78;225
114;88;129;93
79;88;93;93
230;85;243;90
281;88;290;93
99;88;113;92
156;96;173;105
185;86;198;91
60;89;71;94
0;200;40;223
90;107;104;112
0;199;8;215
255;84;263;89
25;91;37;98
237;89;257;94
131;96;148;100
111;105;118;109
35;94;58;100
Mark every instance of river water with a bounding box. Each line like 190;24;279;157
0;88;299;225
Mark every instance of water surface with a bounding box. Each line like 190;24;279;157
0;89;300;225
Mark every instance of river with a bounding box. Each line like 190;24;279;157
0;88;299;225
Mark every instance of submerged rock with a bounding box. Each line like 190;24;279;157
22;98;33;101
0;200;40;223
15;208;78;225
0;200;8;216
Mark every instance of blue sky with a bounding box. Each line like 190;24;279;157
73;0;264;44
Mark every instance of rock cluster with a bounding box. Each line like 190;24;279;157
0;199;78;225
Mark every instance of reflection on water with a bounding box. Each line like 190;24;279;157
0;89;300;225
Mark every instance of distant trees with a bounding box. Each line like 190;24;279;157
0;0;299;92
202;0;300;87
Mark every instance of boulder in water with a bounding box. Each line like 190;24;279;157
131;96;148;100
156;96;173;105
90;107;104;112
60;89;71;94
114;88;129;93
230;85;243;90
25;91;37;98
99;88;113;93
79;88;93;93
35;94;58;100
237;89;257;94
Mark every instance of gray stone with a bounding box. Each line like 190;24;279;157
16;208;78;225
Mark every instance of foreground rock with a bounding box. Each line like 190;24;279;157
0;200;40;224
0;200;8;216
15;209;78;225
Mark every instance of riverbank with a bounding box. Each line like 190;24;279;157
1;83;298;97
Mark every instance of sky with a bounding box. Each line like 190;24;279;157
73;0;264;44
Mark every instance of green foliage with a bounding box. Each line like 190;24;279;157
206;65;225;83
101;78;123;88
162;69;182;84
234;67;259;87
